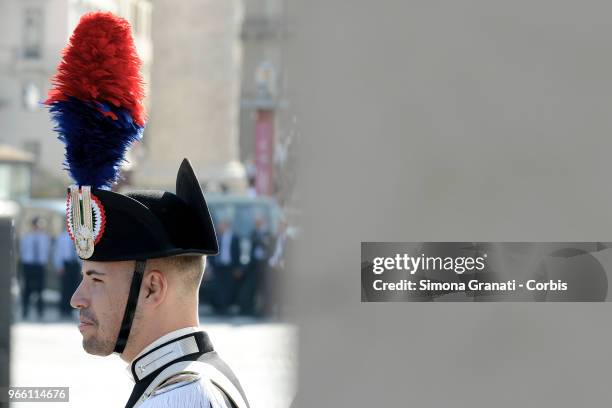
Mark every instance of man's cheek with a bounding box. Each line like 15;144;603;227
106;287;127;332
91;287;111;323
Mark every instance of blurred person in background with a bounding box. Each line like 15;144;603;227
19;216;51;319
246;176;257;197
238;215;272;316
209;219;242;315
267;218;292;316
53;225;81;318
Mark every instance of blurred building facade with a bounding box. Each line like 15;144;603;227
0;0;152;198
0;0;288;197
133;0;246;192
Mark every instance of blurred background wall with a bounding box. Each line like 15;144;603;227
285;1;612;407
0;0;293;200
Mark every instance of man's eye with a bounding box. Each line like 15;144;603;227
92;278;103;283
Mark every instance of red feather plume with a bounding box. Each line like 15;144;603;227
46;12;146;126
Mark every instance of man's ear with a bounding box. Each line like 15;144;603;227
141;269;167;306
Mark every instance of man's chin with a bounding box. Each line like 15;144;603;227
82;336;114;356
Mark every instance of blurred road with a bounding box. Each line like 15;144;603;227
10;316;296;407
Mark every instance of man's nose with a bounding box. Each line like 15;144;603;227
70;279;89;309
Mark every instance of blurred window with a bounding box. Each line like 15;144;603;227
0;164;30;201
23;8;43;59
22;82;41;111
11;164;31;200
0;165;10;200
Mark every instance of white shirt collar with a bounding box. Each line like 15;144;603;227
125;326;200;381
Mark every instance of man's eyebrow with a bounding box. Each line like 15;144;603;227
84;270;106;277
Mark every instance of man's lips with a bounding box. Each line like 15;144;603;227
78;319;95;331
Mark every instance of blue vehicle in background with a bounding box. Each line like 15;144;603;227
205;194;281;262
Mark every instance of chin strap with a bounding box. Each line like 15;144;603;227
114;260;147;354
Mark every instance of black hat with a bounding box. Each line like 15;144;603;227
67;158;218;261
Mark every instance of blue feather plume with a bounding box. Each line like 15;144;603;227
49;96;144;189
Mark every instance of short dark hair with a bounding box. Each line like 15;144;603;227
148;255;205;292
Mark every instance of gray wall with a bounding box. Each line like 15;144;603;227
286;1;612;406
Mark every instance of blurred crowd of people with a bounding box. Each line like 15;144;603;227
17;214;293;320
203;216;292;317
18;217;80;319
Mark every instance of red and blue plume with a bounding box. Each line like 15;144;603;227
46;11;146;189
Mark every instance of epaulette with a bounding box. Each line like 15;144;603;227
150;372;201;397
